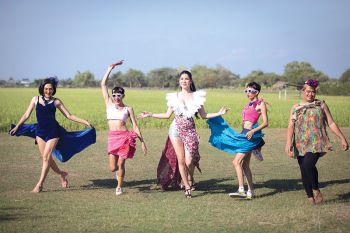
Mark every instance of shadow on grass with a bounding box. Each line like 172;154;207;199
194;177;350;202
80;178;158;192
0;207;30;222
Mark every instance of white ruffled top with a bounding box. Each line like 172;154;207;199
166;90;206;118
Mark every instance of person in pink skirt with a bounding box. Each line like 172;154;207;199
101;60;147;195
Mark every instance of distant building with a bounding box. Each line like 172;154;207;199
20;78;30;87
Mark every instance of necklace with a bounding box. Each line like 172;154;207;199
42;96;53;105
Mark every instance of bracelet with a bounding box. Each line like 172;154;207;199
150;113;153;117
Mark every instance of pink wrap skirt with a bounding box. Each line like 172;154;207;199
107;130;138;159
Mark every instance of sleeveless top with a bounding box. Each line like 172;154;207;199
292;100;331;156
166;90;206;118
242;99;263;124
35;96;60;139
106;106;129;122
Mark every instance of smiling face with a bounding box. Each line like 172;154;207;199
245;87;259;101
43;83;54;98
302;84;316;102
112;93;124;104
179;73;192;90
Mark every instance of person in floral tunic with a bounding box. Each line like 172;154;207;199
285;79;349;205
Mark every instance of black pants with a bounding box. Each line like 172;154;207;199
297;152;321;198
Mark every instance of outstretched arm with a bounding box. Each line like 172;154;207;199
322;102;349;151
9;96;36;135
128;107;147;155
56;99;92;127
101;60;124;105
198;106;229;119
139;107;174;119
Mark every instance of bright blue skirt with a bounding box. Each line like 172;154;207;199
10;123;96;162
207;116;264;154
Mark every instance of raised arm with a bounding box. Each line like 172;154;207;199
101;60;124;105
198;105;229;119
55;98;92;127
128;107;147;155
322;102;349;151
9;96;37;135
139;107;174;119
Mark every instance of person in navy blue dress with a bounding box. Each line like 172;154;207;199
10;77;92;193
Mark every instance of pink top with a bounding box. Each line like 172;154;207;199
106;106;129;122
242;99;263;124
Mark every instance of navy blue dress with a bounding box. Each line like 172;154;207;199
36;96;60;141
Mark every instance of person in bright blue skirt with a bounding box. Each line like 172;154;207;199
207;82;268;199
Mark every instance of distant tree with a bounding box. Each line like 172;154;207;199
73;71;96;87
339;68;350;83
147;67;178;88
122;69;147;88
283;61;329;85
60;78;73;87
241;70;285;87
109;71;124;88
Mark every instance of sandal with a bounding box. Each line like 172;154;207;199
185;188;192;198
61;171;69;188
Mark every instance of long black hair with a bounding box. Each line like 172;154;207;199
179;70;200;119
38;77;59;96
179;70;196;92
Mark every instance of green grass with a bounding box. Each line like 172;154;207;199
1;88;350;132
1;128;350;233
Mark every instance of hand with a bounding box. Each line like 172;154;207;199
141;142;148;156
245;130;254;140
9;127;18;136
218;106;230;115
341;139;349;151
85;120;94;128
110;60;124;68
285;144;294;158
138;112;152;119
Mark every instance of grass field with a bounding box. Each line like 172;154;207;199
0;88;350;132
1;128;350;233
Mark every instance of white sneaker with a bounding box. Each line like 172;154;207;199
229;190;246;198
115;187;123;195
246;191;255;200
252;149;264;161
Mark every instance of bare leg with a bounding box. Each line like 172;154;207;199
185;148;195;187
117;157;126;188
37;138;68;188
108;154;119;172
32;137;59;193
170;137;191;191
242;152;254;191
232;153;246;188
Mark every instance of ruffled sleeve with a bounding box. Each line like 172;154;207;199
193;90;206;107
166;92;179;110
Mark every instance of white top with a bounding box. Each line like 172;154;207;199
166;90;206;118
106;106;129;122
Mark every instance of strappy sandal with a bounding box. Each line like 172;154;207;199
185;188;192;198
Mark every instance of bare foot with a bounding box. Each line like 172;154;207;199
307;197;316;205
61;171;69;188
313;189;323;204
31;185;43;193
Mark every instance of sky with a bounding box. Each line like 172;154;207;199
1;0;349;80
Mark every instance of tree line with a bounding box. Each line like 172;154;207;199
1;61;350;95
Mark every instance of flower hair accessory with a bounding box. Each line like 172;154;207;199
304;79;319;88
48;76;59;86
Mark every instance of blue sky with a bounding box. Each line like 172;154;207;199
1;0;349;80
